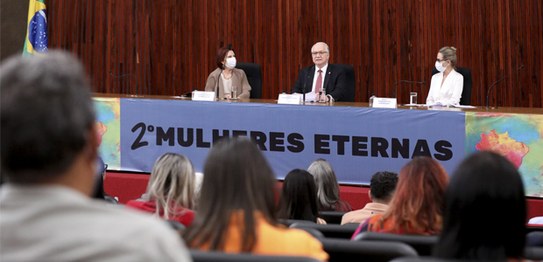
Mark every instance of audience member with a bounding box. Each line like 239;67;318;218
307;159;352;212
204;46;251;99
277;169;326;224
126;153;196;227
353;157;448;237
426;46;464;106
292;42;351;102
0;51;191;261
91;157;118;204
434;151;527;260
184;138;328;261
341;171;398;225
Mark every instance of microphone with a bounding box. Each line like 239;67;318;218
215;69;223;100
302;72;311;104
393;80;426;100
486;64;524;109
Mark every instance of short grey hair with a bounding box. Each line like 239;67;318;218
0;51;95;183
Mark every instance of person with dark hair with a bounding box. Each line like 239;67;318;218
353;157;448;237
434;151;527;260
341;171;398;225
0;51;190;261
277;169;326;224
126;153;196;226
307;158;352;212
204;46;251;99
184;138;327;260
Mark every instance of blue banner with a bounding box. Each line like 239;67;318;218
115;99;465;185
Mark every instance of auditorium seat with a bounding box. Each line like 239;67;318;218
527;231;543;247
431;67;472;105
190;250;320;262
525;246;543;260
236;62;263;99
318;211;346;224
290;222;359;239
320;238;418;262
278;219;316;227
354;232;438;256
390;247;543;261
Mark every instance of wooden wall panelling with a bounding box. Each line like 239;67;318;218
46;0;542;107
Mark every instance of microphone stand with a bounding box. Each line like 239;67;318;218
302;73;310;105
215;69;223;101
485;76;506;109
485;64;524;109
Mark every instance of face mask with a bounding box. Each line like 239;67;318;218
225;57;237;69
435;60;446;72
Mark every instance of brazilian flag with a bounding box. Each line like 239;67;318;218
23;0;48;56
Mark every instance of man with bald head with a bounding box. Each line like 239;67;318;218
292;42;351;102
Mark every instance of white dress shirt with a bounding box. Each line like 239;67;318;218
0;184;192;262
426;69;464;106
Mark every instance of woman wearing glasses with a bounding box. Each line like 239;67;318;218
426;46;464;106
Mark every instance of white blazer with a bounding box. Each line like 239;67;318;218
426;69;464;106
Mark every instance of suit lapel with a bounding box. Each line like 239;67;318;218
323;64;333;92
306;66;316;91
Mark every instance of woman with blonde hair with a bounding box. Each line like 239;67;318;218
307;159;352;212
126;153;195;226
353;157;448;236
426;46;464;106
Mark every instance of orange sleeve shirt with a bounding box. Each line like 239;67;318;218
197;213;328;261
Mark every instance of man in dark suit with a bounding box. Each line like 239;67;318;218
292;42;349;102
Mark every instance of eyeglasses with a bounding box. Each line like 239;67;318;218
311;51;328;56
436;58;445;62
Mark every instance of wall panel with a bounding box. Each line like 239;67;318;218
47;0;542;107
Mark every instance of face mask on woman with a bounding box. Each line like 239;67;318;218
435;60;446;72
225;57;237;69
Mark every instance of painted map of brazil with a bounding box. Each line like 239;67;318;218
475;130;529;168
466;112;543;197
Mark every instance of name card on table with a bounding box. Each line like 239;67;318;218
191;91;216;101
372;97;397;108
277;93;302;105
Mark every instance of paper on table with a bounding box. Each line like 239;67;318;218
293;92;318;102
451;104;477;109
